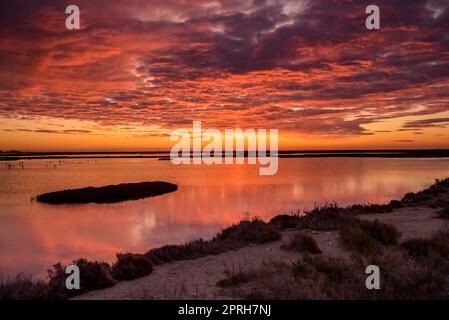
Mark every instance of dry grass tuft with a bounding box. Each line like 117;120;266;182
281;233;322;254
340;219;399;256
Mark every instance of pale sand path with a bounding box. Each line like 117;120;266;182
76;206;449;300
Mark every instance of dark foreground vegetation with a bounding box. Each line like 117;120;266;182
0;259;115;300
36;181;178;204
217;223;449;300
2;178;449;300
221;239;449;300
402;178;449;208
145;219;280;265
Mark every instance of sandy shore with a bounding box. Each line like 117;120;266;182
76;188;449;300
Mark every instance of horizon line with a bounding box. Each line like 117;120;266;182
2;148;449;155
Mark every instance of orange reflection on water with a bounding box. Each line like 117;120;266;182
0;157;448;276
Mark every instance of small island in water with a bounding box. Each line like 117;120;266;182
36;181;178;204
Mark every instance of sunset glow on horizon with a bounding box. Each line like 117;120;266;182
1;0;449;151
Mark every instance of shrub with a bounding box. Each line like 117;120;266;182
73;259;115;290
402;192;432;204
146;219;281;265
361;220;399;246
216;219;281;244
281;233;322;254
1;259;116;300
438;207;449;219
269;214;300;229
0;274;51;300
147;244;191;264
402;239;430;257
430;232;449;259
402;231;449;264
341;225;381;256
112;253;153;280
401;232;449;277
389;200;404;209
349;204;389;215
2;258;123;300
401;179;449;207
340;220;399;256
48;259;115;298
292;259;316;279
360;248;449;299
145;238;244;265
217;270;254;288
292;255;350;283
297;203;353;231
348;200;403;215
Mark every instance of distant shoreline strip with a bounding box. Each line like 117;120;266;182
2;149;449;161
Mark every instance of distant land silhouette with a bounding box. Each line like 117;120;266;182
2;149;449;161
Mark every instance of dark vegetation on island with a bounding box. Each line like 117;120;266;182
1;178;449;300
36;181;178;204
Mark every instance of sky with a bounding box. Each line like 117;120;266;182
0;0;449;151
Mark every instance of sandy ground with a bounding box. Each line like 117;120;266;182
76;205;449;300
359;207;449;241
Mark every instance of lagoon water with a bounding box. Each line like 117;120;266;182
1;157;449;277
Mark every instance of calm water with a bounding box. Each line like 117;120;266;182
1;157;449;277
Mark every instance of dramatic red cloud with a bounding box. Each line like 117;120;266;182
0;0;448;150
